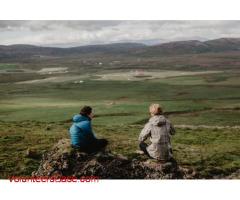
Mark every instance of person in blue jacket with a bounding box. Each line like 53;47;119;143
69;106;108;153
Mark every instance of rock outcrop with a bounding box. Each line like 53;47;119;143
32;139;196;179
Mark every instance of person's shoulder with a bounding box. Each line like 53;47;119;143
150;114;166;121
160;114;167;119
72;114;82;122
80;120;91;127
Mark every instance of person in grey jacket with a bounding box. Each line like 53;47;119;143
138;104;175;161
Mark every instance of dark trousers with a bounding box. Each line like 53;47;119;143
72;139;108;154
139;142;152;158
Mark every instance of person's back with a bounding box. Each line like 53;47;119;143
69;106;108;153
138;104;175;161
69;114;95;147
142;114;175;160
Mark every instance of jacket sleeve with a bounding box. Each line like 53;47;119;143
170;124;176;135
168;120;176;135
138;123;152;142
76;121;97;140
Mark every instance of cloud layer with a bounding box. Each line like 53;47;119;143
0;20;240;47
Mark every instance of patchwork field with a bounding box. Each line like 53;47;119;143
93;70;222;81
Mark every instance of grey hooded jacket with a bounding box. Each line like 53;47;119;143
138;115;175;160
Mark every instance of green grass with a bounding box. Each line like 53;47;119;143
0;71;239;178
0;77;239;126
172;128;240;178
150;71;240;86
1;99;239;126
0;63;18;70
1;77;240;101
0;121;239;179
0;121;67;178
169;110;240;126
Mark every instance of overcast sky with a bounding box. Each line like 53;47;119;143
0;20;240;47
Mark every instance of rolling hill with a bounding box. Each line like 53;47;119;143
132;38;240;56
1;38;240;60
0;43;146;60
1;37;240;71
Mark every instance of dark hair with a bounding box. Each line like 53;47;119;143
80;106;92;116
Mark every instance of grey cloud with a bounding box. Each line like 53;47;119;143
0;20;240;47
0;20;123;31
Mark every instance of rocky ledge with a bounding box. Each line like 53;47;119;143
32;139;197;179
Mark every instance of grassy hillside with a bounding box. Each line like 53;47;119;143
0;122;239;179
0;69;239;179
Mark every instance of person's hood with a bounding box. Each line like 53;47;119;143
149;115;166;126
72;114;90;123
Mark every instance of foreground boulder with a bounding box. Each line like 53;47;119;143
32;139;196;179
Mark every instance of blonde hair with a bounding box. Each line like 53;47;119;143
149;103;162;115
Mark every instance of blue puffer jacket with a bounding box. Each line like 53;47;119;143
69;114;96;147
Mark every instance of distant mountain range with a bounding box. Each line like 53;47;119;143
133;38;240;56
1;38;240;60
